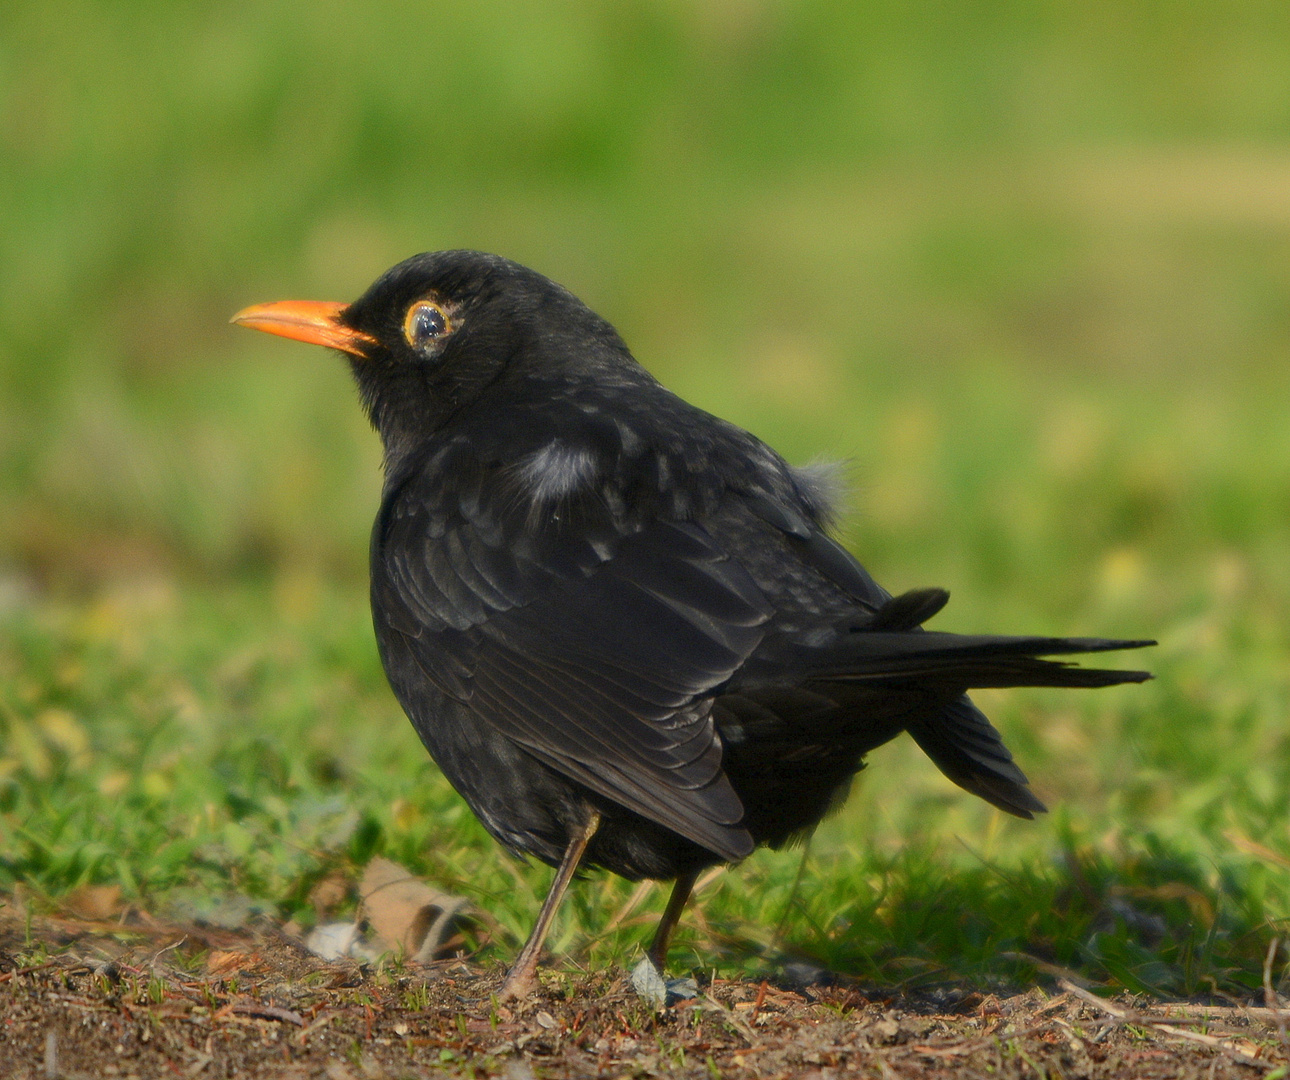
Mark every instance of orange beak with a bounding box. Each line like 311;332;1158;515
230;300;377;357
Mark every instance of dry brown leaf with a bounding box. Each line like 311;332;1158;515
1226;828;1290;871
62;884;122;921
207;949;266;975
359;857;471;961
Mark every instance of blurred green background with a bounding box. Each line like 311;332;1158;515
2;1;1290;994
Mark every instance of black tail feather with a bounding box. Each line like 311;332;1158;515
808;630;1154;691
864;587;951;631
803;625;1153;819
907;697;1048;819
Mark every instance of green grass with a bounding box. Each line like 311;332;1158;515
3;0;1290;1001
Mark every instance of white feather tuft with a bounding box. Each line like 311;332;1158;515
791;459;849;523
518;441;599;503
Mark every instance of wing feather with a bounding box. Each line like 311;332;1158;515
373;452;772;860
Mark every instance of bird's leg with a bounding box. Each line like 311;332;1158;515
646;869;698;972
498;806;601;1001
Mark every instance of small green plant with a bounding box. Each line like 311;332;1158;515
402;983;429;1012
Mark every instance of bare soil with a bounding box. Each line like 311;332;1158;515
2;907;1286;1079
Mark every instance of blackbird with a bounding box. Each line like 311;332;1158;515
233;250;1152;998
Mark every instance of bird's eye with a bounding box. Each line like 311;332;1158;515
403;300;451;349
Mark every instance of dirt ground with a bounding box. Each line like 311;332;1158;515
2;907;1287;1079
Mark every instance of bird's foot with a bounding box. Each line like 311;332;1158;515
496;963;537;1002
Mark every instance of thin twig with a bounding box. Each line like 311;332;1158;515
700;993;758;1044
148;936;187;974
230;1002;305;1026
1033;992;1073;1015
999;950;1100;987
903;1022;1058;1058
1157;1003;1290;1024
1058;979;1277;1070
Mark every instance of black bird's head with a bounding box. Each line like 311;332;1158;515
233;250;635;465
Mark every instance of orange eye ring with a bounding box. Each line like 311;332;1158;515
403;300;452;348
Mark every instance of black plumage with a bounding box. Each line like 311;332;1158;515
233;251;1152;996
